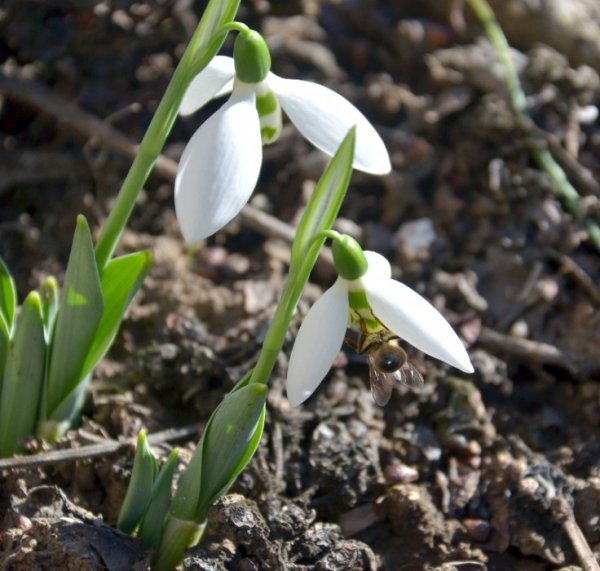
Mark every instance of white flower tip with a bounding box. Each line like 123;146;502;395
286;382;313;407
355;147;392;176
351;117;392;176
454;349;475;374
365;278;476;376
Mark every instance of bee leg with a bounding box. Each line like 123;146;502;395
344;335;359;351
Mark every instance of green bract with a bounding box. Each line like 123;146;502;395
170;381;267;523
153;381;267;571
331;234;368;280
233;29;271;83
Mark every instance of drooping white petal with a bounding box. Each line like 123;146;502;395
175;81;262;243
180;56;235;116
346;251;392;291
363;250;392;280
365;280;474;373
269;74;391;175
287;279;349;406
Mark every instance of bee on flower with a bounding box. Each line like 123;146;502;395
175;29;391;243
286;235;474;406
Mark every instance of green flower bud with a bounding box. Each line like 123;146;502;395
233;29;271;83
332;234;368;280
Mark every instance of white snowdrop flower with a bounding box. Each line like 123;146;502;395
286;236;474;407
175;30;391;243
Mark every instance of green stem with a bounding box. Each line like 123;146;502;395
466;0;600;252
219;21;249;35
153;516;205;571
250;241;325;385
248;129;356;385
94;18;238;270
94;53;193;269
466;0;525;113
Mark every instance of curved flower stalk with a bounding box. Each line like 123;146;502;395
175;29;391;243
286;235;474;407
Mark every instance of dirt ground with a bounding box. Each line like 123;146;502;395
1;0;600;570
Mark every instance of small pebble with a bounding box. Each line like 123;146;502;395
384;462;419;484
463;518;492;543
16;515;32;531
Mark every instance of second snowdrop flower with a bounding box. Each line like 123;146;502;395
286;235;474;407
175;29;391;243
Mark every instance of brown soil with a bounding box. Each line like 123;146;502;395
1;1;600;570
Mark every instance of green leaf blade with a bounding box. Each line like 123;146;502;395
44;215;104;420
0;257;17;332
0;317;9;389
139;448;180;550
291;127;356;264
188;0;241;69
80;250;151;381
39;276;59;341
0;291;46;456
118;430;158;535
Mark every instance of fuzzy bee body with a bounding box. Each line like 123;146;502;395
356;327;424;406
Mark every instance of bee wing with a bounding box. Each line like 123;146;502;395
397;363;425;388
368;358;394;406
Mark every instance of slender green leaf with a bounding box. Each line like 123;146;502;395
118;430;158;534
291;127;356;265
187;0;241;70
139;448;180;550
0;257;17;332
37;374;90;440
0;315;9;390
79;251;151;382
44;215;104;420
0;291;46;456
39;276;59;342
169;430;207;523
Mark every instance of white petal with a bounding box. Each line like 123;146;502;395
180;56;235;116
366;280;474;373
270;74;391;175
175;82;262;242
346;251;392;291
287;279;349;406
364;251;392;279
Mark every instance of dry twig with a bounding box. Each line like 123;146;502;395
478;326;578;374
0;423;201;470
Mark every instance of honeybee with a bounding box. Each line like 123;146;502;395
353;328;424;406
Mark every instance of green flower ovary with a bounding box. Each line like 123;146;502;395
255;85;282;144
233;30;271;83
348;289;382;332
